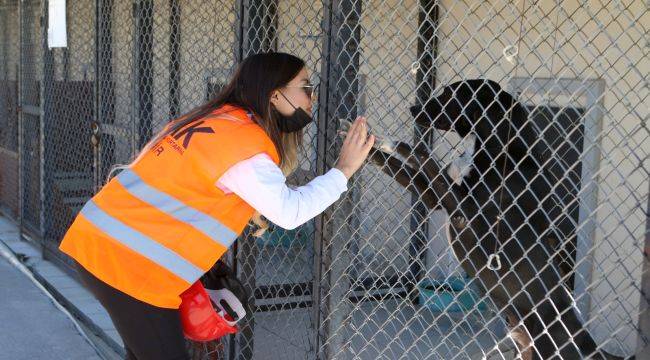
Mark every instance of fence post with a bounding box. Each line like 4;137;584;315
638;184;650;358
41;0;54;252
315;0;363;358
239;0;277;59
407;0;439;302
133;0;153;149
16;0;24;234
312;0;334;356
17;0;44;238
233;3;278;359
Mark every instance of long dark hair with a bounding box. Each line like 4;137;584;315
122;52;306;177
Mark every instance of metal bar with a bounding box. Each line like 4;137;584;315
134;0;153;148
233;2;279;358
96;0;114;191
94;0;102;193
1;6;8;78
0;147;18;159
234;0;247;63
21;104;40;116
408;0;439;303
39;0;50;250
234;228;256;360
312;0;336;357
16;0;24;234
573;79;606;320
318;1;363;358
229;3;247;358
637;182;650;357
19;0;41;237
98;123;130;137
168;0;180;119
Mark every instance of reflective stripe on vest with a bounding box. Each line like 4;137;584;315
80;168;240;283
115;169;238;248
80;200;203;283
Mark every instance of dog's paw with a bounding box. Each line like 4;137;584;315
446;133;475;185
461;133;477;155
377;138;396;154
447;156;473;185
338;118;352;132
338;118;353;131
337;118;352;139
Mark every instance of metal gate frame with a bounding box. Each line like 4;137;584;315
16;0;45;244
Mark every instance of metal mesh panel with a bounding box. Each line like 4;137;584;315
316;1;649;359
0;1;647;359
233;2;326;359
0;0;20;218
19;0;43;236
41;0;96;266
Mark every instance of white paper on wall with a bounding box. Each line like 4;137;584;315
48;0;67;48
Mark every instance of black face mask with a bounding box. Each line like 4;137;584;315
275;91;313;133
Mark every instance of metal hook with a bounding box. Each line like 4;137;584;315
90;122;100;147
410;61;420;75
487;253;502;271
502;45;518;64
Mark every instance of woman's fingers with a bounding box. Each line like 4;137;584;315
363;134;375;152
342;116;371;150
352;117;366;143
335;116;374;179
343;117;361;144
348;117;360;136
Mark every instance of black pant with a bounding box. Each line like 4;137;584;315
76;263;189;360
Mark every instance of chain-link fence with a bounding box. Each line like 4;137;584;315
0;0;19;219
0;0;647;359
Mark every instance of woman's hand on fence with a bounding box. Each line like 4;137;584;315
335;116;375;179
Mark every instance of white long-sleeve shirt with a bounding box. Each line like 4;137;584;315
216;153;348;230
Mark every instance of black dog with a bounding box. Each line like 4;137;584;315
348;79;632;359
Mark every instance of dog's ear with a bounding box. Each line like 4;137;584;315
423;93;457;131
410;104;431;132
496;86;516;111
509;97;548;162
490;88;549;163
409;104;422;117
475;80;507;119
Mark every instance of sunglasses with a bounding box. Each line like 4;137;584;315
285;83;318;99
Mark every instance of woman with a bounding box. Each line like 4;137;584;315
58;52;374;359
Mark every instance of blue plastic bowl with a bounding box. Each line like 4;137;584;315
418;277;488;312
255;224;311;248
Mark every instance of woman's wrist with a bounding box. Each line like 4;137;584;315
334;165;353;179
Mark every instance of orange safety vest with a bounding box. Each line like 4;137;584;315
59;104;279;309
